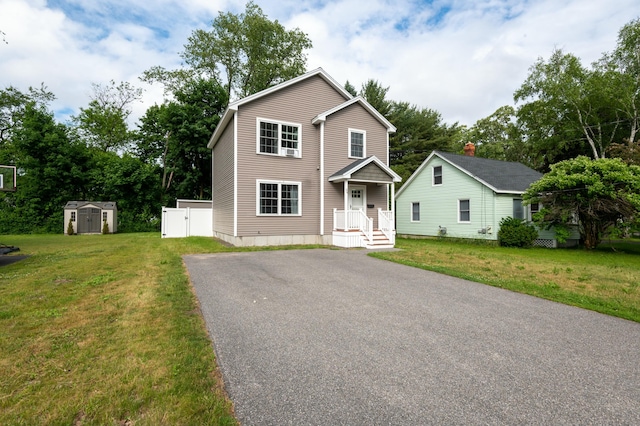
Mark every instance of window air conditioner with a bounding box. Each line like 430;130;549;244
285;148;298;157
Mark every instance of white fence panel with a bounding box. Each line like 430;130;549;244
187;208;213;237
161;207;213;238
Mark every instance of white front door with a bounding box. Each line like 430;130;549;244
349;185;366;211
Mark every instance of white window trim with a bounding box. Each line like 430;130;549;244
458;199;470;223
256;117;302;158
411;202;420;222
348;128;366;159
256;179;302;216
528;202;540;222
432;165;443;186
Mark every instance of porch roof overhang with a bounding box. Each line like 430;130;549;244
328;156;402;184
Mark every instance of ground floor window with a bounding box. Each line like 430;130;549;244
411;202;420;222
513;199;524;219
257;180;301;216
459;199;470;222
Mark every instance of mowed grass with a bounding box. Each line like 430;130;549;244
0;233;239;425
371;237;640;323
1;234;639;424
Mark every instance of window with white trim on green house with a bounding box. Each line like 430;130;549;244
433;165;442;185
459;199;470;222
411;202;420;222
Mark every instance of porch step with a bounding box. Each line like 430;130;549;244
365;230;394;249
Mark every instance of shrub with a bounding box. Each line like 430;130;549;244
67;218;74;235
498;217;538;248
102;220;110;234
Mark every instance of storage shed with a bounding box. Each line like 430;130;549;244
64;201;117;234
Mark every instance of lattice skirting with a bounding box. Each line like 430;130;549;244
534;239;557;248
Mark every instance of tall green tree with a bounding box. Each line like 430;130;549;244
467;105;527;163
87;150;162;232
359;79;391;117
0;85;54;144
523;156;640;249
597;18;640;149
514;49;612;166
136;79;227;203
0;103;91;233
73;80;142;152
389;101;461;183
143;1;312;99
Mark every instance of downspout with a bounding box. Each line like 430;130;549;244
320;121;325;236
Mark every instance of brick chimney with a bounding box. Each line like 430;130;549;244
464;142;476;157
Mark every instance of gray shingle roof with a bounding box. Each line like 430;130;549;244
64;201;117;210
436;151;542;193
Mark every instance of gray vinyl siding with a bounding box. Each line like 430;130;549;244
324;103;390;232
177;200;212;209
235;75;347;237
212;120;235;236
351;163;390;181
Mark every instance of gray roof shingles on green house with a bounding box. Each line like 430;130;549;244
435;151;543;193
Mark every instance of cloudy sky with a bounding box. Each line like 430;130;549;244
1;0;638;127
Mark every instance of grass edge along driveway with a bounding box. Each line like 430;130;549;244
0;233;638;424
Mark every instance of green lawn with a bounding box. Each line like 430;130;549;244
1;233;638;424
371;237;640;322
0;233;238;425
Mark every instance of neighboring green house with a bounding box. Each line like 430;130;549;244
395;147;579;247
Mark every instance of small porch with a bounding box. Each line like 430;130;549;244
328;156;401;249
333;208;396;249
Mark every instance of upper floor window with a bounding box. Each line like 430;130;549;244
349;129;366;158
257;118;301;157
433;166;443;185
459;199;470;222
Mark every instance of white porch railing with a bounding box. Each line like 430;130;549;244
378;209;395;245
333;209;373;243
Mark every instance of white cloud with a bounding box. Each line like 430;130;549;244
1;0;639;128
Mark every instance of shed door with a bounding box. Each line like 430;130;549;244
78;208;101;233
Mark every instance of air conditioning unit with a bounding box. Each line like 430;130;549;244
285;148;298;157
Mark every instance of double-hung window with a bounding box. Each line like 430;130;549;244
349;129;366;158
513;199;524;219
411;202;420;222
257;118;301;157
459;199;470;222
257;180;301;216
433;166;443;185
529;202;540;221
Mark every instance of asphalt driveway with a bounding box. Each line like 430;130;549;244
185;249;640;425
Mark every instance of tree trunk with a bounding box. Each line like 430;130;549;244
581;217;601;249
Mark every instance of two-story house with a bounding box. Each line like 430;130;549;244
207;68;401;248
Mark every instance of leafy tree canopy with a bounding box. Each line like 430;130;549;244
0;84;54;144
142;1;312;99
523;156;640;249
73;80;142;152
136;78;227;203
